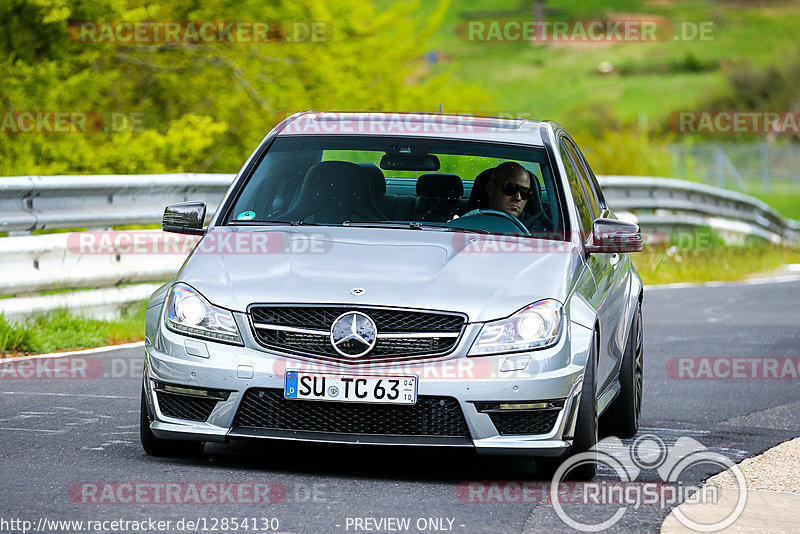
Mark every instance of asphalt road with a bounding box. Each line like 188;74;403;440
1;280;799;534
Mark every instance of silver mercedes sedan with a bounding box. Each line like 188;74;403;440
141;112;644;479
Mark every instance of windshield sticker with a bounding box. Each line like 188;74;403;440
236;210;256;221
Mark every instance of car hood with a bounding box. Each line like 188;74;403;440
178;227;583;323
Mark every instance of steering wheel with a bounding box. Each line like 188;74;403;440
458;209;530;235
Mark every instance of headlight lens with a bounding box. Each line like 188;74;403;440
165;283;242;345
469;300;563;356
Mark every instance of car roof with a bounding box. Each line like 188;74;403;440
277;111;550;146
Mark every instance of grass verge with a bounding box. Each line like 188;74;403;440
0;300;146;356
747;191;800;222
634;242;800;286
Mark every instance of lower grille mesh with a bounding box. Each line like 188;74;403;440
234;388;470;437
258;330;454;358
157;391;219;422
489;410;559;435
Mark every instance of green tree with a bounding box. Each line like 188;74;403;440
0;0;488;175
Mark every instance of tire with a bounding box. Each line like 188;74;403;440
602;303;643;439
536;336;598;480
140;385;204;457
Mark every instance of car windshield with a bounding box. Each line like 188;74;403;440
225;136;564;237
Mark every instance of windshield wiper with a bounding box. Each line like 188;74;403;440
229;220;491;234
343;221;467;232
228;220;288;225
228;220;331;227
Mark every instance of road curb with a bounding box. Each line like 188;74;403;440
661;437;800;533
0;341;144;363
646;265;800;290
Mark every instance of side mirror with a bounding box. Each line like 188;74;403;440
585;218;643;254
162;201;207;235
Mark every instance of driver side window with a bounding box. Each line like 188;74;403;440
560;140;593;239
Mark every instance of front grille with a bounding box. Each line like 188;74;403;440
251;306;463;332
234;388;470;437
489;410;559;435
256;331;455;358
249;305;465;362
156;391;219;422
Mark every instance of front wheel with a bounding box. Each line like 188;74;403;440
536;337;598;480
602;303;643;438
140;385;204;457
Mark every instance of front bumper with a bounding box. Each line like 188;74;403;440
143;315;594;457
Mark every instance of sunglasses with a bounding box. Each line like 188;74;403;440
493;181;531;200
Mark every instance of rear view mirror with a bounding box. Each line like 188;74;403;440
585;218;643;254
162;201;207;235
380;154;440;171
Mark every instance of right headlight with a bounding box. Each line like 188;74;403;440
164;283;242;345
468;299;563;356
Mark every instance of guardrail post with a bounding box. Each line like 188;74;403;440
760;143;770;193
713;145;724;188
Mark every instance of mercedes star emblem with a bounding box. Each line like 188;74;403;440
329;311;378;358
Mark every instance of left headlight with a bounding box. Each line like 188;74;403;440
165;283;242;345
468;299;563;356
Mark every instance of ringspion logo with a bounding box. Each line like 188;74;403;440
550;434;747;531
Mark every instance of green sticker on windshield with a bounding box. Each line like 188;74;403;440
236;210;256;221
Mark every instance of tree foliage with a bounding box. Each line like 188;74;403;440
0;0;488;175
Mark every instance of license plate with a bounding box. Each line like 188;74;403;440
284;371;417;405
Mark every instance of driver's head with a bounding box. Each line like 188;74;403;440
486;162;531;218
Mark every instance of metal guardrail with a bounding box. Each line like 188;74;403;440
0;173;232;233
0;173;797;321
598;176;800;244
3;172;797;239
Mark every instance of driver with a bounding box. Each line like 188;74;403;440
486;161;530;218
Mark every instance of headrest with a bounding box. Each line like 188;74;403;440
416;173;464;199
355;162;386;196
304;161;368;201
475;168;494;183
524;170;541;201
